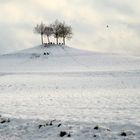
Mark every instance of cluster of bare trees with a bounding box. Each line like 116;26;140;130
34;20;73;46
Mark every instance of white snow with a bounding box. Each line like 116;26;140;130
0;45;140;140
0;45;140;73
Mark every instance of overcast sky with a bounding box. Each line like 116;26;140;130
0;0;140;55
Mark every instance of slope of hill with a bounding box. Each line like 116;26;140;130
0;45;140;140
0;45;140;73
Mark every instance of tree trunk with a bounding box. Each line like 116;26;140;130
41;34;44;46
56;38;58;44
63;37;65;45
47;36;50;43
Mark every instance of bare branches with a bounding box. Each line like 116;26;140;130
50;20;62;45
34;22;46;46
34;20;73;46
44;27;53;43
58;22;72;45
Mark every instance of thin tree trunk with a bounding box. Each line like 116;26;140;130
47;36;50;43
41;34;43;46
63;37;65;45
56;38;58;44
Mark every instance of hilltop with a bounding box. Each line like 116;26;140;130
0;45;140;73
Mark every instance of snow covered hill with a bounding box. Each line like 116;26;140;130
0;44;140;73
0;45;140;140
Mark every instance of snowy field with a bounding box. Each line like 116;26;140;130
0;45;140;139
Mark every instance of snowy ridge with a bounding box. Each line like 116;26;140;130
0;45;140;73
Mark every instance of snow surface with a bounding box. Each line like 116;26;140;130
0;45;140;140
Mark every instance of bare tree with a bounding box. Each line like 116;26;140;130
44;26;53;43
59;22;72;45
34;20;73;46
51;20;61;44
34;22;46;46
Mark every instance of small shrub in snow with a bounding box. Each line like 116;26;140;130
67;133;71;137
94;125;99;130
93;134;97;137
49;121;53;126
43;52;50;56
38;124;43;129
57;123;62;127
38;120;57;129
93;134;100;138
59;131;67;137
120;132;127;136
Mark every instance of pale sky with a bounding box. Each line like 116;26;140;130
0;0;140;55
